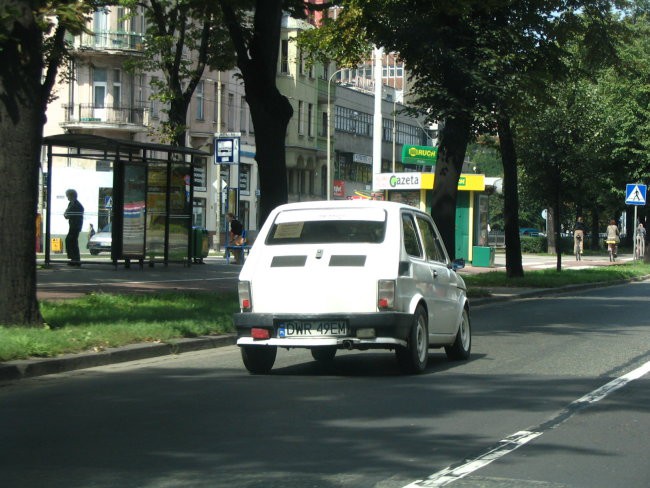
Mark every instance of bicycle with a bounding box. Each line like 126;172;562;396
605;239;617;262
574;234;582;261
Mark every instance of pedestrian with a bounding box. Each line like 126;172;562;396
226;212;245;264
636;222;646;258
86;223;95;249
574;216;586;258
64;189;84;266
605;219;620;260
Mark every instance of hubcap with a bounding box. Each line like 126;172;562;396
416;316;427;362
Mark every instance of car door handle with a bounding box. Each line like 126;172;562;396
432;269;438;279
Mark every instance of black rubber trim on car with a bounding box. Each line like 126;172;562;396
270;255;308;267
329;255;366;267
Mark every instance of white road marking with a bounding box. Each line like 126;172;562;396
403;360;650;487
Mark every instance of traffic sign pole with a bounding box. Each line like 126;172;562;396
625;183;647;260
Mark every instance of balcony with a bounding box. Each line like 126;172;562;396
61;104;149;132
76;31;145;53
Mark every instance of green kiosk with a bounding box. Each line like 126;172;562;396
373;171;494;267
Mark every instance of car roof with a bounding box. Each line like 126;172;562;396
272;199;421;214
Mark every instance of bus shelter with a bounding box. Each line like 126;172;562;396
42;134;209;267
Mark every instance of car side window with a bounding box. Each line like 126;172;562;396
416;216;446;263
402;213;423;258
417;216;442;261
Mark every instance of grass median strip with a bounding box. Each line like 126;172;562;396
0;292;239;362
1;262;649;363
463;261;650;292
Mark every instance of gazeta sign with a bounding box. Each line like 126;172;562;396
373;172;485;191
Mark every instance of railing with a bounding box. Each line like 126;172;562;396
78;31;145;52
488;231;506;248
62;104;148;126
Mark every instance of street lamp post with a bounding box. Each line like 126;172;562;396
327;68;344;201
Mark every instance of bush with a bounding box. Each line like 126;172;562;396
520;236;547;253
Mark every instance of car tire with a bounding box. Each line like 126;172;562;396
396;304;428;374
89;250;99;255
241;345;277;374
445;308;471;361
311;346;337;363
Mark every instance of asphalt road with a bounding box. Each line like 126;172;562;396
3;280;649;488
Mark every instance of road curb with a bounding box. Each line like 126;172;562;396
0;334;236;382
471;275;650;306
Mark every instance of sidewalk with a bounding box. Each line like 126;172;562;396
0;251;636;382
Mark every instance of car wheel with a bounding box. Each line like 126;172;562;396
311;346;337;363
396;304;428;374
241;345;277;374
89;250;99;255
445;308;471;361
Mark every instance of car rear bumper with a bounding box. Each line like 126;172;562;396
233;312;413;349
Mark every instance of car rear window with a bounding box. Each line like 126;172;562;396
266;208;387;245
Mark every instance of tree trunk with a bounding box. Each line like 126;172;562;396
497;113;524;278
247;85;292;225
168;96;190;147
0;2;44;326
429;115;472;260
547;207;557;254
221;0;291;227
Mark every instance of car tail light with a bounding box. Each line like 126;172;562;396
238;281;252;311
378;280;395;310
251;328;270;340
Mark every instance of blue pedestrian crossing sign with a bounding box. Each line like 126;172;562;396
625;183;647;205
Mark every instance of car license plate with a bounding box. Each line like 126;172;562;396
278;321;348;338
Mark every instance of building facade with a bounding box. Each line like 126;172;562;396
42;7;432;249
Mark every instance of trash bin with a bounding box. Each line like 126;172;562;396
191;226;209;263
472;246;495;267
51;237;63;254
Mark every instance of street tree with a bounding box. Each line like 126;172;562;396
299;0;621;274
0;1;96;326
120;0;235;146
216;0;325;224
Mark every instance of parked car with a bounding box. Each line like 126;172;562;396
519;227;541;237
233;200;471;374
88;223;112;255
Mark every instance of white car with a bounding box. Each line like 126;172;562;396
233;200;471;374
87;223;112;255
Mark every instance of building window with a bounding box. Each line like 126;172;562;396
335;106;371;136
308;103;314;137
112;69;121;108
196;80;204;120
239;95;247;132
227;93;235;131
298;100;304;135
93;68;107;108
280;39;289;74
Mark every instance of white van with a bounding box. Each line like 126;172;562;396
233;200;471;374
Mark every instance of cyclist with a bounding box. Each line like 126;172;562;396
574;216;586;260
605;219;620;262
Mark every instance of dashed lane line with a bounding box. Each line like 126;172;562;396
403;360;650;487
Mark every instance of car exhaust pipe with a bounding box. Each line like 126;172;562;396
342;340;354;350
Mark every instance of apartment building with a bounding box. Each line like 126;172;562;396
42;7;430;248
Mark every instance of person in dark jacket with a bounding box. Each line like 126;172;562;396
227;212;245;264
64;189;84;266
